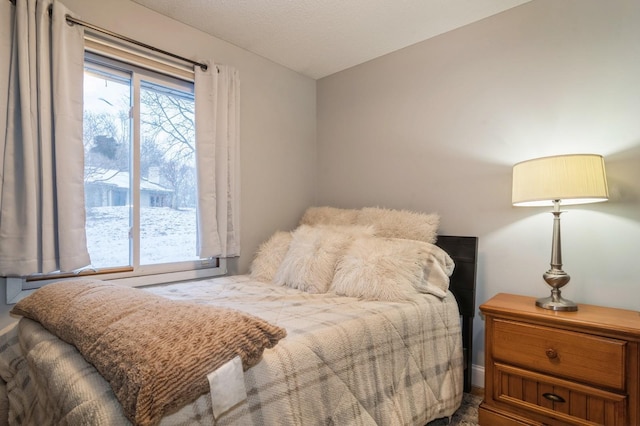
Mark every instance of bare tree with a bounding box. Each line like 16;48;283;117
140;86;196;209
141;88;195;156
83;110;129;182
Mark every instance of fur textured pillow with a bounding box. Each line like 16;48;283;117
331;237;454;301
10;280;286;426
250;231;292;282
299;206;440;245
298;206;359;227
273;225;374;294
356;207;439;244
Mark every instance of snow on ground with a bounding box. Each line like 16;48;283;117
86;206;197;268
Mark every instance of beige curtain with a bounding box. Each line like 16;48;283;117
195;64;241;258
0;0;89;276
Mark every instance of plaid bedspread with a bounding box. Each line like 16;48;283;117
0;275;463;425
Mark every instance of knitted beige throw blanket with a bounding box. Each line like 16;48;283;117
11;279;287;426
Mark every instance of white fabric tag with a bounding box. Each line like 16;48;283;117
207;356;247;419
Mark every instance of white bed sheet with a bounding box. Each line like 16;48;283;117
0;275;463;425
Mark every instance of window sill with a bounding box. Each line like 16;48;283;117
5;258;227;304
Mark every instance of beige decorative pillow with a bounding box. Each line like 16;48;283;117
356;207;439;244
331;237;454;301
273;225;374;294
10;280;286;426
299;206;359;227
250;231;293;282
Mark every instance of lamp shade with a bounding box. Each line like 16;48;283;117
512;154;609;207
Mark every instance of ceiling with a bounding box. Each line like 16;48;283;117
131;0;532;80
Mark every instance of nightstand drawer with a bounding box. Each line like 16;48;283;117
493;319;626;390
494;363;628;426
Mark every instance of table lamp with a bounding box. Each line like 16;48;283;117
512;154;609;311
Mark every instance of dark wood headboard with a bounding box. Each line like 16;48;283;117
435;235;478;392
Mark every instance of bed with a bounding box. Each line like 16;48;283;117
0;207;478;426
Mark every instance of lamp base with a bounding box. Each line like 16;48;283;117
536;291;578;312
540;269;577;311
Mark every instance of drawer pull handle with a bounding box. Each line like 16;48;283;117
542;393;566;403
545;348;558;359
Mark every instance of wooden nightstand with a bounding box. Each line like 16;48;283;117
479;293;640;426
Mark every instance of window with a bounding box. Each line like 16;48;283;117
84;54;184;268
81;52;218;279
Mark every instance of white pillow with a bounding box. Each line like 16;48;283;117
331;237;454;301
357;207;440;244
250;231;292;283
273;225;374;294
299;206;359;227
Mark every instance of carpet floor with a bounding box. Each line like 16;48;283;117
427;392;482;426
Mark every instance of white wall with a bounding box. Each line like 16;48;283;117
317;0;640;378
0;0;317;329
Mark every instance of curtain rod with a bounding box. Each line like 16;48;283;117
8;0;209;72
63;14;209;72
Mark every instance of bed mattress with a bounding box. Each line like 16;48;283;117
0;274;463;425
